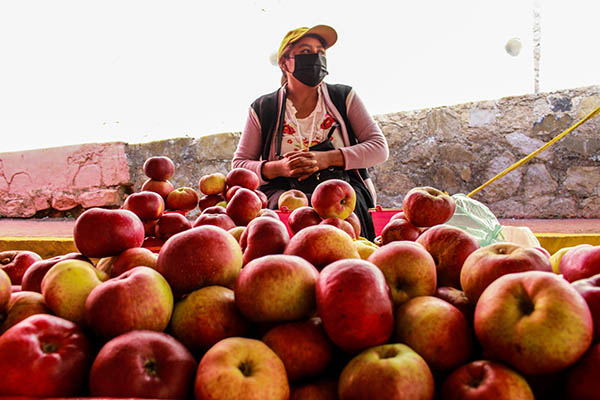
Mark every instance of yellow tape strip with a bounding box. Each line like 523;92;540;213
468;105;600;198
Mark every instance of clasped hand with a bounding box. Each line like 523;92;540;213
281;150;326;181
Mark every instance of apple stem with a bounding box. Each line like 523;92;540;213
144;359;158;376
238;361;253;377
41;342;58;353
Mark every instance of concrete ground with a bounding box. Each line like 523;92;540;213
1;217;599;258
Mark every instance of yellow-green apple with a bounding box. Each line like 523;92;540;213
311;179;356;220
169;285;249;354
441;360;534;400
228;226;245;242
0;314;93;398
143;155;175;181
563;342;600;400
226;167;260;191
262;317;334;382
141;178;175;201
235;254;318;322
434;286;475;326
73;207;145;258
166;186;199;212
316;259;394;352
288;206;322;234
239;216;290;265
154;212;192;241
320;217;356;239
41;259;104;325
416;224;481;289
345;212;361;238
338;343;434;400
284;224;359;271
402;186;456;227
123;190;165;221
0;250;42;285
460;242;553;303
156;225;242;295
84;266;174;339
193;209;236;231
0;291;51;334
354;239;379;260
226;188;262;226
21;253;92;293
278;189;309;211
89;330;197;399
0;269;11;313
380;217;421;244
571;273;600;341
290;379;338;400
194;337;289;400
558;244;600;282
100;247;158;278
367;241;437;308
198;193;225;211
255;189;268;208
474;271;593;375
199;172;227;195
394;296;473;371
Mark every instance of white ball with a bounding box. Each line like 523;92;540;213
505;38;522;57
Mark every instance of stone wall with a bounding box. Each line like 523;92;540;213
1;85;598;219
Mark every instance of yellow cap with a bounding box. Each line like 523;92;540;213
277;25;338;60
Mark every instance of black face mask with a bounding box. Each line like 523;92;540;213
292;53;328;87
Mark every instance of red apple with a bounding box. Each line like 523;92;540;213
257;208;279;219
284;224;359;271
255;189;268;208
460;242;552;303
235;254;319;322
192;210;236;231
89;330;197;399
338;343;434;400
559;244;600;282
198;193;225;211
563;342;600;400
107;247;158;277
198;172;227;195
84;266;174;339
0;269;11;313
202;205;227;215
226;167;260;190
319;217;356;239
290;379;338;400
166;186;199;212
380;217;421;244
123;190;165;221
571;273;600;342
154;212;192;241
262;317;334;382
240;216;290;265
288;206;322;234
434;286;475;325
195;337;289;400
441;360;534;400
316;259;394;352
402;186;456;227
21;253;91;293
141;178;175;201
311;179;356;220
345;212;361;238
170;285;249;354
474;271;593;375
0;250;42;285
143;156;175;181
0;291;52;334
394;296;473;371
416;224;481;289
278;189;309;211
74;207;145;258
156;225;242;295
367;240;437;308
0;314;93;398
225;184;242;201
226;187;262;226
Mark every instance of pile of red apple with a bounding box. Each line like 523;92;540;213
2;170;600;400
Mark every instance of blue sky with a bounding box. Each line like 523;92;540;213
1;0;598;152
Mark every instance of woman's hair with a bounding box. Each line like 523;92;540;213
279;34;327;86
